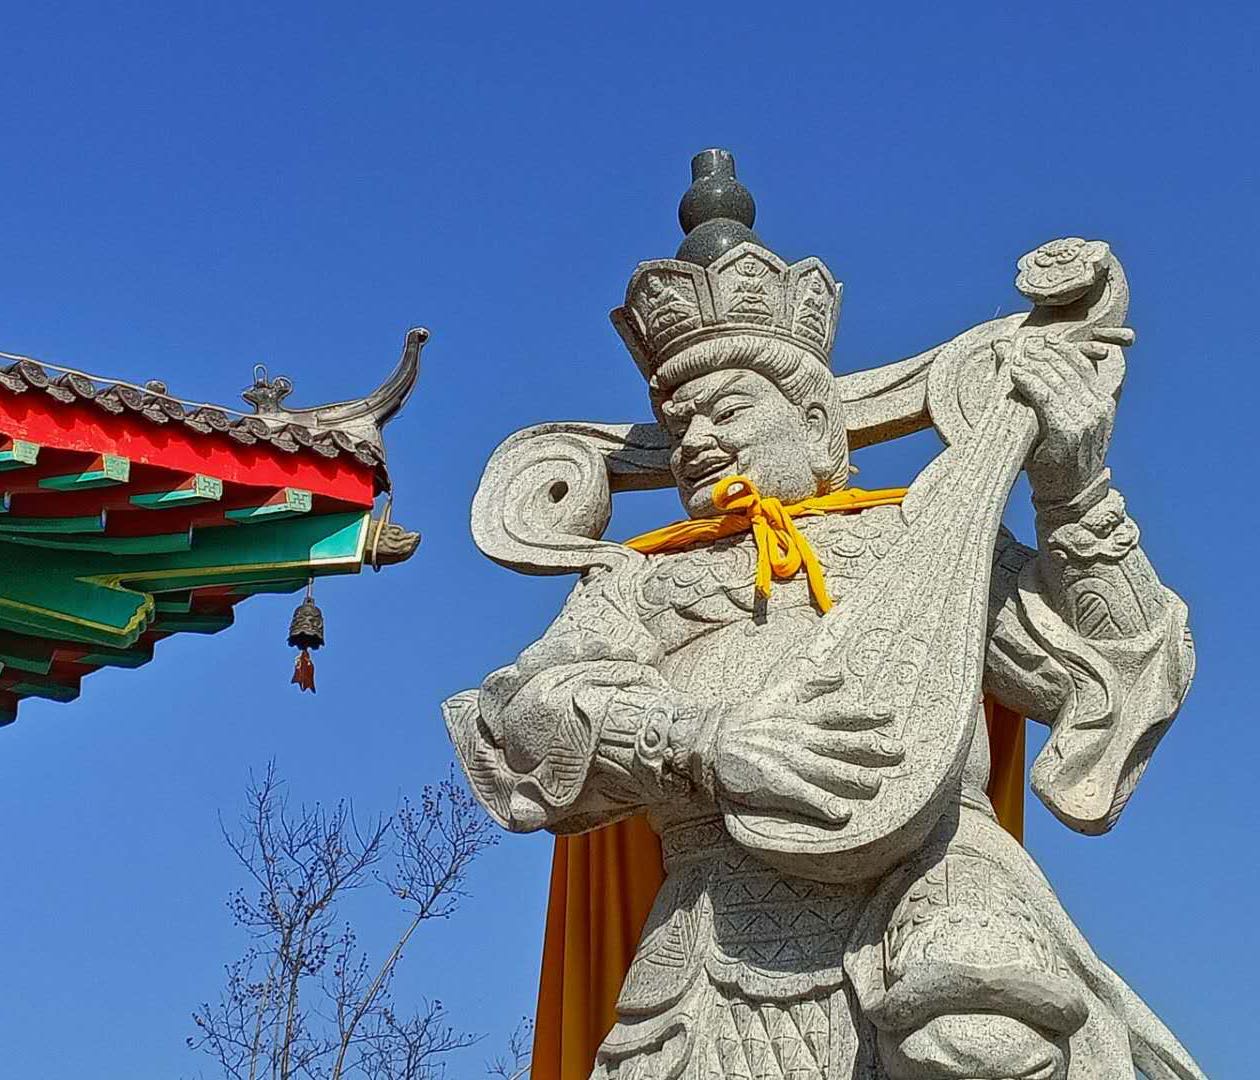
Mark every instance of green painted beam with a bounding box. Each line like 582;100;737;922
154;592;193;614
0;634;55;675
0;599;151;647
0;538;153;646
225;488;312;523
225;578;309;598
2;676;79;703
117;512;367;594
0;513;106;535
0;531;192;554
72;646;154;669
0;440;39;471
130;474;223;509
151;610;234;634
0;609;123;648
38;454;130;491
0;511;365;649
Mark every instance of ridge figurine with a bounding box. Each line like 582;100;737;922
444;149;1204;1079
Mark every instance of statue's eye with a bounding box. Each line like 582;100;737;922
713;403;745;425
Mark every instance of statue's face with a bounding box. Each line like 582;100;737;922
660;368;830;517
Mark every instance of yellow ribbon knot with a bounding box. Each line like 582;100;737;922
711;475;831;611
624;473;908;614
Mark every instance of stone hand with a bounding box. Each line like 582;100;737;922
705;685;903;827
1000;329;1131;504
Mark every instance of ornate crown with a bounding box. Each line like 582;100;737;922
611;149;842;382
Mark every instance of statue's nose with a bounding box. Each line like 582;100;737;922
680;415;718;453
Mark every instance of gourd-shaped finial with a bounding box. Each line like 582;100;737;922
675;148;760;267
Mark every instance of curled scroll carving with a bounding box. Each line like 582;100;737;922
470;422;664;575
927;244;1129;449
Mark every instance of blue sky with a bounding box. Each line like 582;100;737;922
0;2;1256;1076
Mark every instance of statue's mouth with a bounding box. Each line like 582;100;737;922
681;457;735;490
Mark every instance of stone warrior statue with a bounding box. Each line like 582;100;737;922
444;150;1204;1078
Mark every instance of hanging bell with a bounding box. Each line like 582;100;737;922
287;590;325;693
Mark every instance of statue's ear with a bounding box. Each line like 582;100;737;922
803;402;831;475
804;402;828;442
803;400;848;490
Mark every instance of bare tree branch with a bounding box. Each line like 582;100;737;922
190;764;501;1080
487;1018;533;1080
329;769;498;1080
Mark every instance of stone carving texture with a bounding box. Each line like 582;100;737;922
444;154;1206;1079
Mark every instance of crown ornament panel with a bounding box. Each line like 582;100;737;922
709;247;789;328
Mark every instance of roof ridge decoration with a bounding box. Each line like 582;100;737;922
0;327;426;486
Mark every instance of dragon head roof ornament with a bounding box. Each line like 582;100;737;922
611;149;842;395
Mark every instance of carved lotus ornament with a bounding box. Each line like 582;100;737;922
1015;238;1110;306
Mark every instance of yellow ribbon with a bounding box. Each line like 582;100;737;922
624;474;907;613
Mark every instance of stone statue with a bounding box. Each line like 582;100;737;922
444;149;1204;1078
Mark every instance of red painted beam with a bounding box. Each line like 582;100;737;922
5;475;357;523
0;393;376;506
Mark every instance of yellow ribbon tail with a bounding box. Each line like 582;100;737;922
750;520;773;599
792;518;833;613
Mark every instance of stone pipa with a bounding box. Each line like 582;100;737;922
726;248;1131;882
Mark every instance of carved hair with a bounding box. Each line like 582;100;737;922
650;334;850;489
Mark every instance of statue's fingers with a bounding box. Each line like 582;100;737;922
1009;364;1050;405
783;748;883;799
1042;352;1102;409
1011;368;1083;435
1079;341;1110;363
1043;351;1119;426
1092;326;1136;346
796;670;846;705
806;729;904;767
1035;354;1076;393
1019;363;1075;417
809;701;896;730
1033;357;1100;423
736;767;852;825
1050;342;1108;386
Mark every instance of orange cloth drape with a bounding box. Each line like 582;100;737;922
531;815;667;1079
985;699;1026;842
531;701;1026;1080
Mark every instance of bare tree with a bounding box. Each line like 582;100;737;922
189;763;500;1080
487;1018;533;1080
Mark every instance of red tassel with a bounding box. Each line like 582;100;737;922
291;648;316;693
